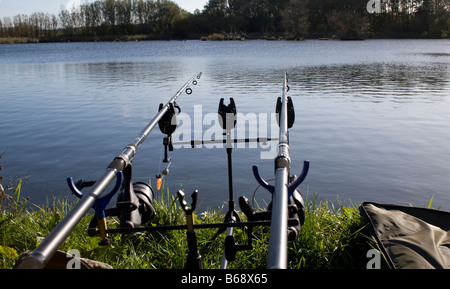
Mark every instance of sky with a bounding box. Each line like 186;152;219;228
0;0;209;18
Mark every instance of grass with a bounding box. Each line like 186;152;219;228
1;155;375;269
291;196;373;269
0;34;164;45
1;184;375;269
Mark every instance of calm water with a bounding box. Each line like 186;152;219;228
1;39;449;211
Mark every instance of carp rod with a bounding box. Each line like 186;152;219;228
15;72;309;270
15;73;202;269
267;72;310;268
252;72;310;269
158;72;309;269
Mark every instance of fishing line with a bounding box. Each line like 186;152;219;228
251;178;275;208
156;145;164;190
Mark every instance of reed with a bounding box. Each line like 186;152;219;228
0;37;39;44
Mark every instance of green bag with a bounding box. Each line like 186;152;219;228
360;202;450;269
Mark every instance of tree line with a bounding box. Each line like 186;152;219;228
0;0;449;41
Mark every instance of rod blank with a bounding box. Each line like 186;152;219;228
267;72;290;269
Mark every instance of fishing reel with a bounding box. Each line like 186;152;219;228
222;189;306;262
239;187;306;241
67;163;157;244
115;164;156;228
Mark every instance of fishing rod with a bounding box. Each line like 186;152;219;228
251;72;310;268
15;72;309;270
15;73;202;269
124;73;306;270
164;75;309;269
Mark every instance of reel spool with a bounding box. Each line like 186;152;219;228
117;165;156;228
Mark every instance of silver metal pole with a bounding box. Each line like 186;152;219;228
15;75;198;269
267;168;289;269
15;169;118;269
267;72;290;269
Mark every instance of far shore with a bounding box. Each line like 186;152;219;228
1;32;444;45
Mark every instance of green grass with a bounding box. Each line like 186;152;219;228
1;182;375;269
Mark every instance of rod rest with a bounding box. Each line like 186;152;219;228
67;171;123;245
86;181;156;237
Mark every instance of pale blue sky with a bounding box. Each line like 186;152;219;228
0;0;209;18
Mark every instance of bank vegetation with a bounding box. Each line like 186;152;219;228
0;0;449;44
1;157;376;269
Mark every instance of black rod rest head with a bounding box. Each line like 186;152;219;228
218;98;237;130
177;190;198;214
158;103;180;136
275;96;295;128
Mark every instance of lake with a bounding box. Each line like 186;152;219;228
1;39;449;212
